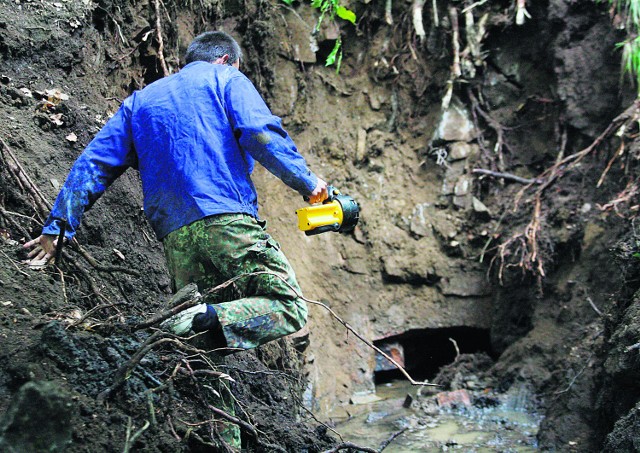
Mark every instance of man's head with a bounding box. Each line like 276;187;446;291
185;31;242;68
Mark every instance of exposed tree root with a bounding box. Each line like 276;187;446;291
489;99;640;284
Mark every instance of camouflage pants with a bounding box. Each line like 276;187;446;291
163;213;308;349
162;213;308;449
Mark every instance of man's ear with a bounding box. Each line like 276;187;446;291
220;54;230;65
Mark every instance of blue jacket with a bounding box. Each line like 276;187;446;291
42;62;318;240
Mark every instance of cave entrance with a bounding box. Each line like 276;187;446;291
373;327;493;385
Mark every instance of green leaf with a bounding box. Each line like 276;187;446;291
325;39;341;67
280;0;294;4
633;252;640;259
311;0;323;8
335;6;356;24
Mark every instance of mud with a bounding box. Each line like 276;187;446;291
0;0;639;451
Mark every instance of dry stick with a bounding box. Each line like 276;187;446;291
70;239;141;277
69;301;125;327
323;442;379;453
467;88;509;170
472;168;542;185
379;427;408;452
154;0;170;77
1;139;138;278
0;139;51;218
136;271;437;387
123;417;151;453
597;141;624;188
57;267;69;306
431;0;439;26
133;274;246;329
384;0;393;25
515;99;640;209
207;404;258;438
586;297;603;317
412;0;426;42
0;249;30;277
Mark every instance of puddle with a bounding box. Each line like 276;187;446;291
328;380;542;452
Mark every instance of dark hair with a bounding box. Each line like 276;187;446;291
185;31;242;65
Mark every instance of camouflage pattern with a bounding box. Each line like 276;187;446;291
163;213;308;349
162;213;308;449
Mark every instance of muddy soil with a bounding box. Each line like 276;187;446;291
0;0;639;451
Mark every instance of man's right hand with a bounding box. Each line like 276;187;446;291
308;178;328;204
23;234;59;266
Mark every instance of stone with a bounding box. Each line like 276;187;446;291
436;389;472;408
454;175;472;196
350;392;381;405
472;197;490;216
0;381;75;453
435;100;477;142
409;203;431;237
448;142;479;161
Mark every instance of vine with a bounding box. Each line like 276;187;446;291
281;0;356;71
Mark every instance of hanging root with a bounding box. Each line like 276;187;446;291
412;0;426;42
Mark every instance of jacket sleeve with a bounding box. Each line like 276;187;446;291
42;100;137;240
224;73;318;195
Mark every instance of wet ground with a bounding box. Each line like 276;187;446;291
330;380;542;452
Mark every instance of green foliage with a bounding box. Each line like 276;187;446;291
603;0;640;94
280;0;356;71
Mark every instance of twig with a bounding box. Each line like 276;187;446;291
134;271;438;387
265;272;438;387
0;249;29;277
70;240;141;277
515;99;640;209
69;301;125;327
472;168;542;185
449;6;461;78
323;442;379;453
0;138;52;218
385;0;393;25
207;404;258;438
432;0;439;26
412;0;426;42
555;353;593;395
57;267;69;306
448;337;460;360
123;417;150;453
379;427;408;451
597;141;624;188
154;0;170;77
54;220;66;265
462;0;488;13
586;297;603;316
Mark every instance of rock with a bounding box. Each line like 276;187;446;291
472;197;491;217
448;142;479;161
454;175;472;196
350;392;381;405
355;128;367;162
435;99;477;142
409;203;431;237
0;381;75;453
436;389;472;408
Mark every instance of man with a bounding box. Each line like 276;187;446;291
25;30;327;447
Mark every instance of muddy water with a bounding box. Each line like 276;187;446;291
330;381;542;452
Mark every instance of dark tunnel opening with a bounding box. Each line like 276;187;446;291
373;326;494;385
